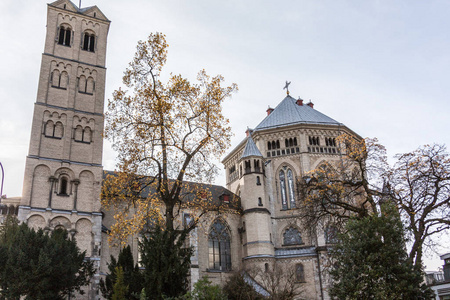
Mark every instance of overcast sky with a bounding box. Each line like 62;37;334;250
1;0;449;269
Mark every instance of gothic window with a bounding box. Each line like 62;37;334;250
265;263;269;272
271;141;276;150
44;121;63;139
287;169;296;208
244;160;251;174
268;141;271;150
82;31;96;52
208;219;231;271
256;176;261;186
295;263;305;282
58;176;70;196
279;170;288;210
283;227;303;245
57;25;72;46
325;225;338;244
280;167;296;209
254;160;260;173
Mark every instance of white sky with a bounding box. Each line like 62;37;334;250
1;0;449;270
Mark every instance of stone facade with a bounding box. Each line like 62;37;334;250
16;2;363;299
18;1;110;298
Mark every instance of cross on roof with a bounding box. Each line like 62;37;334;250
283;81;291;95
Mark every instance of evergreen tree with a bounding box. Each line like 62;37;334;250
184;277;227;300
0;217;94;299
100;245;143;299
329;203;432;299
112;266;128;300
139;225;193;299
223;272;264;300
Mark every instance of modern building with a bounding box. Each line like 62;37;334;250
15;1;361;299
428;253;450;300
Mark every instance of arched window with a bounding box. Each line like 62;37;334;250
271;141;276;150
54;122;64;138
208;219;231;271
57;25;72;46
325;225;338;244
74;125;83;141
285;139;288;148
44;121;63;139
45;120;55;137
86;77;95;94
51;70;60;87
276;140;280;149
283;226;302;245
268;141;271;150
256;176;261;186
78;75;86;93
82;31;96;52
279;170;288;210
83;127;92;143
293;137;297;146
287;169;296;208
258;197;263;206
295;263;305;282
59;176;69;196
59;71;68;89
265;263;269;272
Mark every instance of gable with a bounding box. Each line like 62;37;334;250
49;0;78;12
79;6;109;21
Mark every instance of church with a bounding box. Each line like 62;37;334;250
7;0;361;299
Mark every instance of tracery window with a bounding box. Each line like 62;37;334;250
279;167;296;209
325;225;338;244
208;219;231;271
279;170;288;210
283;227;303;245
82;31;96;52
287;169;296;209
57;25;72;46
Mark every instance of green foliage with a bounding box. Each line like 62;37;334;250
329;203;432;299
112;266;128;300
0;217;94;299
184;277;226;300
100;245;143;299
139;225;193;299
223;272;263;300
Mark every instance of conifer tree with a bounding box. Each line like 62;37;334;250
100;245;143;300
0;217;94;299
139;225;193;299
112;267;128;300
329;203;432;299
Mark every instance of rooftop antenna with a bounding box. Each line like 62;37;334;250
283;81;291;95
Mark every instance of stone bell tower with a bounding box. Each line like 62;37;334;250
238;131;275;266
18;0;110;297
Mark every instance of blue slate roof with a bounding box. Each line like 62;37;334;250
241;135;262;158
254;95;342;131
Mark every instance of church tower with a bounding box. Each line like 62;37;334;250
18;0;110;297
238;131;275;266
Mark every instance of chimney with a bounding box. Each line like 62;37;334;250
245;128;253;137
307;100;314;108
266;107;274;116
296;98;303;106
